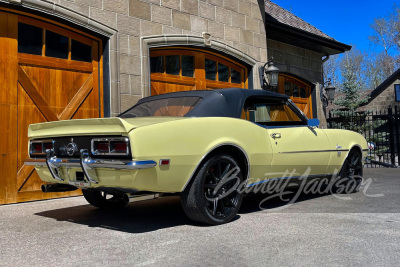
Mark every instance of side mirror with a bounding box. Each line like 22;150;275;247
307;118;320;127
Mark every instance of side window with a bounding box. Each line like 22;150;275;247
242;97;303;126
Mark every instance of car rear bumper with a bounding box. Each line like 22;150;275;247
25;154;157;185
25;158;157;170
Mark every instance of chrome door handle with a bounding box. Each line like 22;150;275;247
271;133;281;139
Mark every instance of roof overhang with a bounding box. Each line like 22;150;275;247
363;68;400;105
265;18;351;55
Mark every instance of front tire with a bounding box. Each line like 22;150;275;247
181;154;244;225
333;149;363;194
82;189;128;209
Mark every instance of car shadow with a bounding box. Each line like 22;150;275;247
239;190;331;214
35;196;194;233
36;191;332;234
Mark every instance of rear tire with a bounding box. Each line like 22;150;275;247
181;154;244;225
82;189;128;209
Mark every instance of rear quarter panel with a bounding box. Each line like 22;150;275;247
128;117;273;192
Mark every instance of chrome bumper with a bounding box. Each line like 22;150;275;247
25;158;157;169
25;149;157;184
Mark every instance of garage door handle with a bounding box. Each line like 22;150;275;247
271;133;281;139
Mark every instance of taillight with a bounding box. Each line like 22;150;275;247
43;142;53;151
91;137;129;156
30;140;54;156
111;141;128;153
32;143;43;154
97;142;110;153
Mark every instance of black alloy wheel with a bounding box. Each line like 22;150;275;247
334;149;363;194
181;154;244;225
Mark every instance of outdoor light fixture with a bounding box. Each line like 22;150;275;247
324;78;336;103
260;57;279;90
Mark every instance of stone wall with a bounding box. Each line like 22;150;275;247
366;79;400;111
267;39;323;84
38;0;268;116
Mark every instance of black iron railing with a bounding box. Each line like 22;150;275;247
327;106;400;168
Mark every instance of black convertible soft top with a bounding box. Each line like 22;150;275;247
127;88;289;118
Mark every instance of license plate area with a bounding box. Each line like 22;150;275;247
68;171;90;187
69;180;91;187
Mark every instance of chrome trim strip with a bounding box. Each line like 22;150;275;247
279;149;350;154
25;158;157;170
181;143;250;192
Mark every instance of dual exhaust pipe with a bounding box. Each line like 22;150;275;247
41;184;78;193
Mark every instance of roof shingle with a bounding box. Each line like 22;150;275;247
265;1;335;41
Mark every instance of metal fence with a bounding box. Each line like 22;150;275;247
327;106;400;168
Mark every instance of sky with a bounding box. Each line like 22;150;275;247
271;0;398;52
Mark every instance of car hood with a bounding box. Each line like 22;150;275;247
28;117;188;139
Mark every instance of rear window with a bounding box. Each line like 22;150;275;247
119;97;202;118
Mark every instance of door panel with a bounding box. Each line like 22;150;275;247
268;127;331;178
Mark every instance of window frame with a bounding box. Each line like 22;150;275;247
241;96;308;127
17;16;93;62
395;84;400;102
150;48;248;92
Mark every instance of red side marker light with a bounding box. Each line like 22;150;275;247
159;159;170;166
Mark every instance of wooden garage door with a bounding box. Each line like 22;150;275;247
0;12;102;204
150;48;248;95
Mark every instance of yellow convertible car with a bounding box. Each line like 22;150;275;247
26;88;368;225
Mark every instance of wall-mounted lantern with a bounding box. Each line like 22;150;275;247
324;79;336;103
260;57;279;90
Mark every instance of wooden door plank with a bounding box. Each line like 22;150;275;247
194;52;205;90
0;11;18;204
19;54;93;73
18;65;59;122
16;165;34;191
92;41;101;117
59;73;93;120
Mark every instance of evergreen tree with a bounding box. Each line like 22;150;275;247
329;53;388;159
330;54;369;131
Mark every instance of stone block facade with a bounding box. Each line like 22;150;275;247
2;0;335;120
365;80;400;111
267;39;323;84
39;0;268;116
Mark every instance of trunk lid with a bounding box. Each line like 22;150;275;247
28;117;187;139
